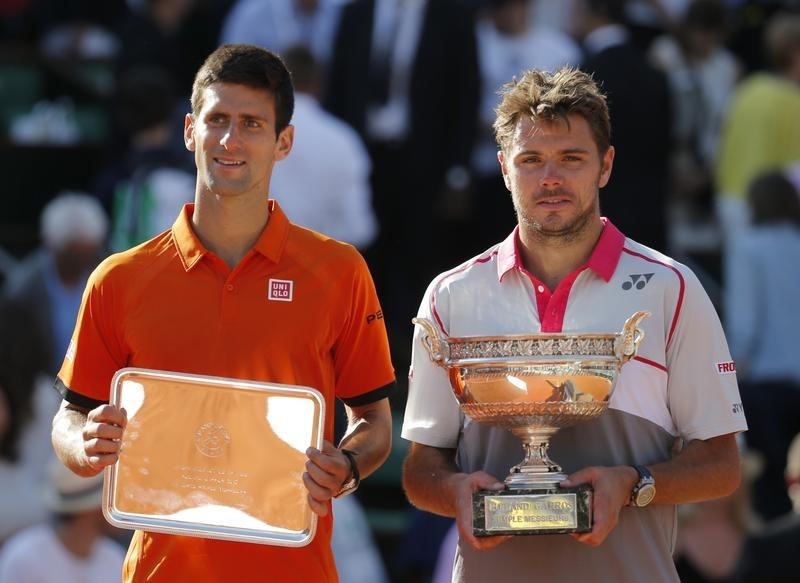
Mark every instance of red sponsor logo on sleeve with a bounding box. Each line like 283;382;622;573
716;361;736;374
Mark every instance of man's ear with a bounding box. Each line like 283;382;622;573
498;149;511;191
275;124;294;161
184;113;195;152
599;146;615;188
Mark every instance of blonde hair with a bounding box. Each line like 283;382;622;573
493;67;611;155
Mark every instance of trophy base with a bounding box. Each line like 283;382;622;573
473;484;592;536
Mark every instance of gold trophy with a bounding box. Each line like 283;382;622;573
413;311;649;536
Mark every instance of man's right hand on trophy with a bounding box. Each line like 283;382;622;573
453;471;511;550
562;465;639;547
83;404;127;472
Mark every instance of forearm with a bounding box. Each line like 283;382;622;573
338;398;392;480
402;442;469;518
51;401;97;477
648;432;741;505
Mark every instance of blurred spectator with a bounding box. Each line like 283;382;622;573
725;0;790;74
0;462;125;582
331;496;390;583
725;170;800;520
3;192;108;375
393;509;454;583
734;432;800;582
116;0;227;96
575;0;673;253
715;12;800;249
531;0;579;35
219;0;345;66
624;0;691;49
471;0;582;251
0;0;36;44
0;302;49;543
0;379;47;544
93;65;194;251
649;0;741;241
0;250;15;289
31;0;127;59
431;520;458;583
270;45;378;248
673;444;762;583
326;0;480;367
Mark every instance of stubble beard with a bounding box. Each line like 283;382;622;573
516;199;598;247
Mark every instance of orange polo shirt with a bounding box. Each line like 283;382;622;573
57;201;395;583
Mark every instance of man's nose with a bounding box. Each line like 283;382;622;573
539;161;563;187
220;124;241;149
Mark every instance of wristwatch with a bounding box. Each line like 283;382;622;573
334;449;360;498
629;465;656;507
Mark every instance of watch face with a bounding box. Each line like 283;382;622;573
636;484;656;507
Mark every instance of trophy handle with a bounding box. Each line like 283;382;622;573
412;317;450;365
616;311;650;363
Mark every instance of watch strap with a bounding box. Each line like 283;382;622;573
629;464;655;506
335;448;360;498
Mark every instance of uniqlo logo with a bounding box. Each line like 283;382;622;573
268;279;293;302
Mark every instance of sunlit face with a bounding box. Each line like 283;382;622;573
498;114;614;243
184;82;293;202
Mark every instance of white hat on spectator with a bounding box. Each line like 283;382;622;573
40;191;108;251
45;461;104;514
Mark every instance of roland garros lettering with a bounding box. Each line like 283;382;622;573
716;361;736;374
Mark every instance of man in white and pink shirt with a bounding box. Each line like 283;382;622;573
401;67;747;583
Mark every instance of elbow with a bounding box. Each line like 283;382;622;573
721;463;742;498
401;452;427;509
714;450;744;499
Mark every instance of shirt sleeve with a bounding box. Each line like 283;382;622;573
56;261;128;407
401;279;463;448
333;250;395;405
667;267;748;441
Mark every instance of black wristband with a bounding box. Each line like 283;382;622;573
340;448;360;488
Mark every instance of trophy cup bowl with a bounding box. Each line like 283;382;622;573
413;311;649;536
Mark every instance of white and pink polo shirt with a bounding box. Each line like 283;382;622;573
402;219;747;583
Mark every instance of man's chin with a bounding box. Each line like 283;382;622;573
523;215;593;243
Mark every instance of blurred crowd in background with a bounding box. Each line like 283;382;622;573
1;0;800;581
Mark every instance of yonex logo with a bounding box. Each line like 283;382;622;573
268;279;294;302
622;273;654;290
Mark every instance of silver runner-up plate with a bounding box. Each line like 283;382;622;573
103;368;325;547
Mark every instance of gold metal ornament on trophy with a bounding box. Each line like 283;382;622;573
413;311;649;536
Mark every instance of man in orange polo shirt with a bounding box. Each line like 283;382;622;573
51;44;395;582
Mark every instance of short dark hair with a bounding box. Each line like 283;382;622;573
190;44;294;135
748;170;800;226
494;67;611;154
